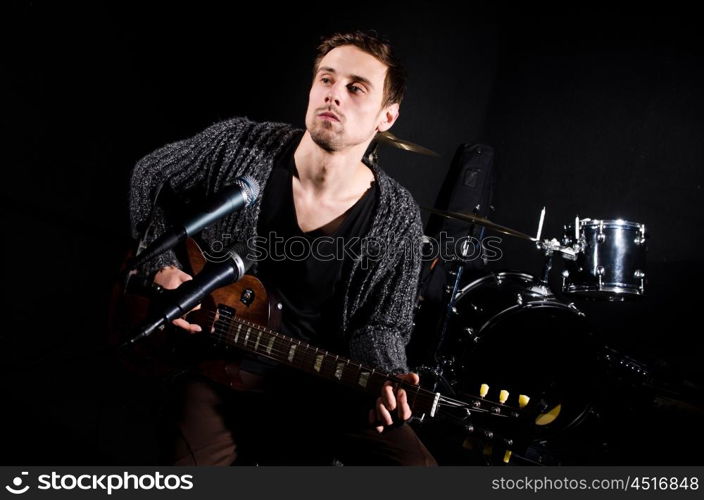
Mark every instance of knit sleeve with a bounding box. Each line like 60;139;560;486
128;118;247;277
347;206;423;375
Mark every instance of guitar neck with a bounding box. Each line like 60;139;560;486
210;313;441;417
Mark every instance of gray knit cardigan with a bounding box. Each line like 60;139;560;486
129;117;423;374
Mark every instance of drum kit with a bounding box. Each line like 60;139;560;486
410;207;649;465
374;132;650;464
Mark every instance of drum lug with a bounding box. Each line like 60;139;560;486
464;327;479;343
567;302;586;316
635;224;646;245
597;220;606;242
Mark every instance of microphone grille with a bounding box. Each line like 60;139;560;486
236;175;260;206
229;241;254;275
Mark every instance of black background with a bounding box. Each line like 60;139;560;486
2;2;702;464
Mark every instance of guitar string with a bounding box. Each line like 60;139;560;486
204;312;516;416
186;310;519;416
203;311;516;415
202;312;442;412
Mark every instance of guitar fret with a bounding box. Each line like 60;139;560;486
288;345;297;363
323;353;335;379
254;330;262;351
244;328;250;347
234;323;242;344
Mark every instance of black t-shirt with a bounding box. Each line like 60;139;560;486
250;134;378;370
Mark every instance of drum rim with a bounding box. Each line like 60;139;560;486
578;218;644;230
456;271;587;338
564;284;644;295
457;271;548;301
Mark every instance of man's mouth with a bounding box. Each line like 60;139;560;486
319;112;340;122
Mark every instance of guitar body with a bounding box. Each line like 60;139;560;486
111;238;281;390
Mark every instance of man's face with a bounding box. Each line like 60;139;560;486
305;45;399;153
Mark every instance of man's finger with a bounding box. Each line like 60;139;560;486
172;318;202;333
397;388;412;421
369;408;384;433
376;397;393;426
381;382;396;411
369;408;385;433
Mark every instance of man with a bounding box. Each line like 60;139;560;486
129;31;436;465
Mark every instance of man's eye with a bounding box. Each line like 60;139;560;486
349;84;364;94
321;77;331;84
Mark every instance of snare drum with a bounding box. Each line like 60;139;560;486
562;218;647;300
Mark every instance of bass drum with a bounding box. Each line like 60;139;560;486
449;272;598;441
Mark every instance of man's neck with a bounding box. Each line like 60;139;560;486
293;131;373;200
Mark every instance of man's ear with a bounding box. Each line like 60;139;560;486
377;102;400;133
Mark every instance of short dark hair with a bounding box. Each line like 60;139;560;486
312;30;406;107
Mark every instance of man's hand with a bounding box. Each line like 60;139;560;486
153;265;202;333
368;372;420;433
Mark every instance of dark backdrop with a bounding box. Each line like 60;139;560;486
2;4;702;464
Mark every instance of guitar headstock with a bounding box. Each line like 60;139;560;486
433;382;567;464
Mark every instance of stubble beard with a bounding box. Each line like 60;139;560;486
308;118;344;153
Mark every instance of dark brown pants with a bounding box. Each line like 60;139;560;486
157;372;437;466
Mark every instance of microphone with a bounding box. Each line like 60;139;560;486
125;244;253;345
130;176;260;270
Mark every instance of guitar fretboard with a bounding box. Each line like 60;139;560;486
210;308;441;417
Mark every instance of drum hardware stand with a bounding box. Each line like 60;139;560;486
532;208;581;296
421;208;485;393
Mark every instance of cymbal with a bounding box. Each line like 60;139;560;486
422;207;537;241
375;131;440;157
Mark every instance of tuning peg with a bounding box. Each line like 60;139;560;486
503;450;512;464
518;394;530;408
479;383;489;398
499;389;509;404
535;404;562;426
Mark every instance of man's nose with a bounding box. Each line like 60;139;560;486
325;84;342;107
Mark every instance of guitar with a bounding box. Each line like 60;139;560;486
115;239;552;460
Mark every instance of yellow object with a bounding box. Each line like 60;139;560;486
503;450;512;463
518;394;530;408
479;383;489;398
535;404;562;426
499;389;509;404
